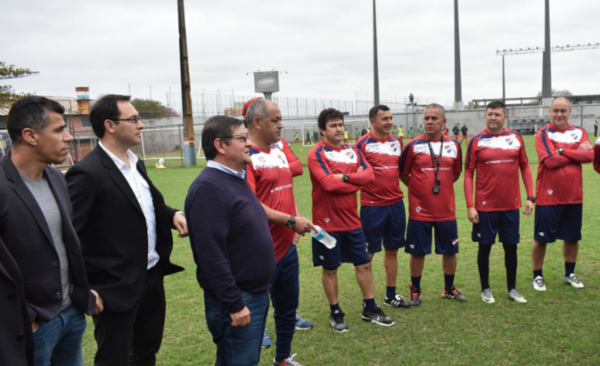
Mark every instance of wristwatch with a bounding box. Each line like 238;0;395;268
557;147;564;155
343;174;350;182
527;197;536;203
286;215;296;229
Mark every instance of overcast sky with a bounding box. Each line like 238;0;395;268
4;0;600;108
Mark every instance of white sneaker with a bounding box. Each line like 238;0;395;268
564;273;585;289
480;288;495;304
507;289;528;303
532;276;547;291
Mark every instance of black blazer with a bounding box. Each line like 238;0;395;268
0;154;96;323
66;146;184;312
0;237;33;366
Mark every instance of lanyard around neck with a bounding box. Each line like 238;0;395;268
425;136;443;186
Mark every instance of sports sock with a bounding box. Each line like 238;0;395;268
330;303;340;313
565;262;576;277
533;269;543;279
444;274;455;292
477;244;492;291
503;243;518;291
363;298;375;312
386;286;396;298
411;276;422;291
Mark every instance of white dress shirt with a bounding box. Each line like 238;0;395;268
99;141;159;269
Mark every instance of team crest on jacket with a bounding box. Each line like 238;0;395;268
548;189;553;195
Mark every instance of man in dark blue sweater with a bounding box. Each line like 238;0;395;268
186;116;275;366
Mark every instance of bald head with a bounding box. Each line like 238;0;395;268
549;97;572;130
551;97;572;109
245;99;280;130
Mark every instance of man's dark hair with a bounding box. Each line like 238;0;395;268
244;98;268;128
202;116;243;160
7;96;65;145
317;108;344;131
368;104;390;120
486;100;507;115
90;94;131;138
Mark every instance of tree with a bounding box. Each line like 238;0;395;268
536;89;573;98
130;98;168;119
0;62;39;103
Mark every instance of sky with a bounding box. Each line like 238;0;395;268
3;0;600;109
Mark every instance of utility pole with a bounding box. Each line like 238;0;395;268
178;0;196;166
372;0;380;106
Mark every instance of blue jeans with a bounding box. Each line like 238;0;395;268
204;290;269;366
33;303;87;366
271;244;299;362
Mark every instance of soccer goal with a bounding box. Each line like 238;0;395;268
301;122;319;147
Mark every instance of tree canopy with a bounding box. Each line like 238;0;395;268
536;89;573;98
131;98;180;119
0;62;39;103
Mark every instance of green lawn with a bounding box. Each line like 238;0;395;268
82;135;600;365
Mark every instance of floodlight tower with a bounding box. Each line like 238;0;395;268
541;0;552;106
453;0;463;110
497;42;600;100
373;0;380;106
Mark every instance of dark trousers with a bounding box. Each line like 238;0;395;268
270;244;300;362
92;266;166;366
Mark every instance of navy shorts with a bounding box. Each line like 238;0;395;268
534;204;582;243
472;209;520;245
312;228;371;269
360;200;406;254
405;219;459;255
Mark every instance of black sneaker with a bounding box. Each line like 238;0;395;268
361;304;394;326
329;310;348;333
442;284;467;303
408;284;422;306
384;294;411;308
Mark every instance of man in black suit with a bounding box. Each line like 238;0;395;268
0;96;100;366
66;94;186;366
0;236;34;366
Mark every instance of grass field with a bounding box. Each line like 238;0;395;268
81;135;600;365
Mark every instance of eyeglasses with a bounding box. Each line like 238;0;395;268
224;134;248;142
111;116;141;124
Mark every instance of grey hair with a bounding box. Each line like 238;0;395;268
551;97;572;109
244;99;269;128
424;103;446;117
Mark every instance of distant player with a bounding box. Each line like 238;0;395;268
531;97;593;291
408;127;414;139
418;125;423;135
344;129;349;144
460;123;469;144
356;105;410;309
355;128;360;141
453;123;460;140
400;103;465;306
464;101;534;304
399;126;404;141
294;131;299;142
308;108;394;332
